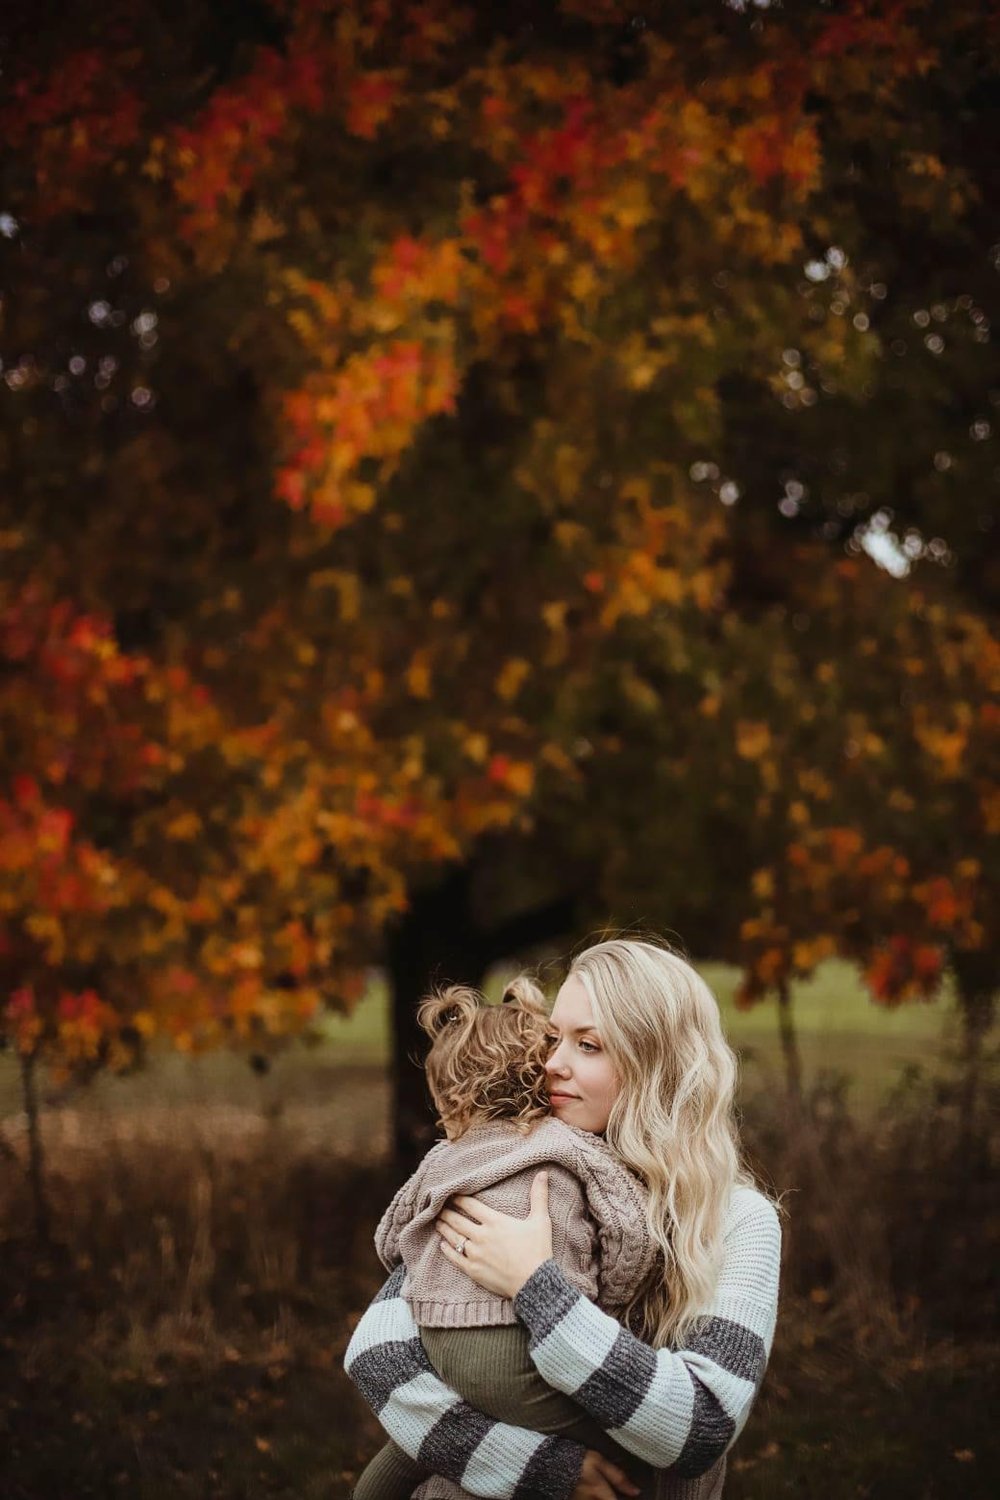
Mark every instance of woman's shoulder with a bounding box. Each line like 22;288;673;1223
723;1182;782;1246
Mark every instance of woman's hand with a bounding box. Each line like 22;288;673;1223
435;1170;554;1300
571;1451;641;1500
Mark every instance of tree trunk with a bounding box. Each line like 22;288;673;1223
20;1051;51;1244
385;858;578;1175
952;951;996;1172
385;863;497;1178
776;976;803;1104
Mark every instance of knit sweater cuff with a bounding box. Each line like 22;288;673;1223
519;1435;587;1500
514;1259;582;1348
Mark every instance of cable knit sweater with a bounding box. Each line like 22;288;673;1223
346;1185;781;1500
374;1117;656;1327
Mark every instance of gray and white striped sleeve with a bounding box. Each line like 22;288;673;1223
344;1265;587;1500
513;1187;781;1479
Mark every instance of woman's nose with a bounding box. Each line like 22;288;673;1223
545;1046;570;1077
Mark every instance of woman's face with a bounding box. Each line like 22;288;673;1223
544;974;620;1134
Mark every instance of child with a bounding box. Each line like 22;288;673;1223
351;980;658;1500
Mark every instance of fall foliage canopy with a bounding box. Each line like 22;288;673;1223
1;0;997;1081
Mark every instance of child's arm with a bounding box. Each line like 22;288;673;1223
373;1149;440;1271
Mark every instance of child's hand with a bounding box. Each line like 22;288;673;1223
435;1170;553;1299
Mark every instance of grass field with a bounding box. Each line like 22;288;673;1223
1;957;996;1500
319;956;963;1100
0;960;962;1150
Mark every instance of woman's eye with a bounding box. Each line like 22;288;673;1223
544;1033;559;1048
578;1039;599;1053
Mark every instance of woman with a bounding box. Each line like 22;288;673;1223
345;938;782;1500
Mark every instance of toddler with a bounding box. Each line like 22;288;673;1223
351;979;657;1499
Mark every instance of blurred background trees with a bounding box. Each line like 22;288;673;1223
1;0;996;1168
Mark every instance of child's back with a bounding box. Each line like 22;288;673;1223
350;984;657;1500
378;1114;655;1325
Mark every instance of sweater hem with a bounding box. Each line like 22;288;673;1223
412;1297;520;1328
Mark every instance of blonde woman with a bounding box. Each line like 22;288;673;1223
346;938;782;1500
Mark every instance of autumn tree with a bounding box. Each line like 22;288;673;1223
1;0;997;1163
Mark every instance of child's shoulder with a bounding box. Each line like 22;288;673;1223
421;1117;541;1160
434;1115;577;1161
529;1118;636;1180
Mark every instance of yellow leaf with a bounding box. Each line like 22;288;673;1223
250;208;284;243
505;761;535;796
496;658;531;702
462;733;488;763
165;811;203;841
406;652;432;699
346;481;377;514
736;721;771;760
540;742;574;773
554;521;586;549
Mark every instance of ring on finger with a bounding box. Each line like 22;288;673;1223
454;1234;467;1256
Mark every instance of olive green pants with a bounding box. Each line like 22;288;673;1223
352;1324;653;1499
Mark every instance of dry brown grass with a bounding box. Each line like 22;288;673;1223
1;1057;997;1497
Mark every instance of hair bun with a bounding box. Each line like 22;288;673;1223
500;974;548;1015
416;983;482;1039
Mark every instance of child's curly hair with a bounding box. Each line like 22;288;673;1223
418;977;551;1138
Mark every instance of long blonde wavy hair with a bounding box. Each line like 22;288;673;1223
551;937;753;1348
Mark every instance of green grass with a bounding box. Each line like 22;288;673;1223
706;958;960;1107
315;957;962;1110
0;960;966;1132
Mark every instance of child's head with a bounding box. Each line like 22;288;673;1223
418;978;551;1139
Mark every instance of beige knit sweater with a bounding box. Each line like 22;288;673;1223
375;1116;656;1326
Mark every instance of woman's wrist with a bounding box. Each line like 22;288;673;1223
507;1249;553;1300
513;1258;580;1334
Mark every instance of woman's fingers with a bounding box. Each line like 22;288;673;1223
528;1170;549;1218
435;1206;478;1240
437;1237;466;1267
450;1193;495;1222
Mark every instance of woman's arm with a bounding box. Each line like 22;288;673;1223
344;1265;589;1500
512;1189;781;1478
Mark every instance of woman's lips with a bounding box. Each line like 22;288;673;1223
548;1091;579;1102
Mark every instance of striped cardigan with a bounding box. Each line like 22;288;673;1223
345;1185;781;1499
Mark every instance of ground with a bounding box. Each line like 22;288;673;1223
1;961;996;1499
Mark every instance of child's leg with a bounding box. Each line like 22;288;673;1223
352;1438;427;1500
420;1326;654;1494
